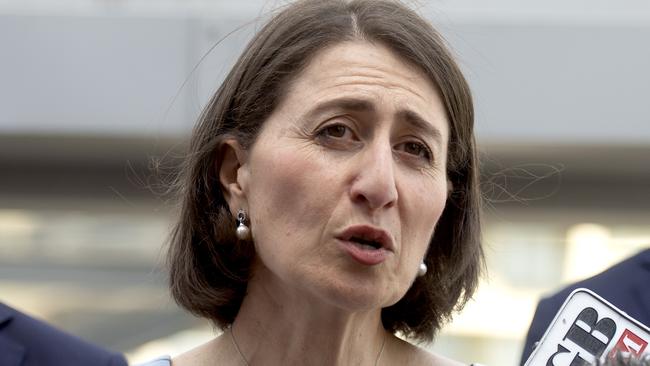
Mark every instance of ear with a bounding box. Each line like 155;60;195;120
447;178;454;195
217;138;249;214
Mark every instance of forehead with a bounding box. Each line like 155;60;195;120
280;41;449;138
294;41;437;98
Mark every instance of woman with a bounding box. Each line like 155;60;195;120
147;0;483;364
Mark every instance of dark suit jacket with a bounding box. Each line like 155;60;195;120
0;303;128;366
520;248;650;365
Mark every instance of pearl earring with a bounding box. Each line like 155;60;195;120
418;262;427;277
236;209;251;241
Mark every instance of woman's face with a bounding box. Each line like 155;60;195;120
237;41;450;310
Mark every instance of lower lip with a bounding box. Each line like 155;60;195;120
338;240;390;266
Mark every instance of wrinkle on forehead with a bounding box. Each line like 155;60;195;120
273;41;449;143
305;56;433;101
320;77;430;104
294;41;434;87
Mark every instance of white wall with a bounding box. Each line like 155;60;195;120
2;4;650;144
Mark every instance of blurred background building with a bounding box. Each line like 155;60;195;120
1;1;649;365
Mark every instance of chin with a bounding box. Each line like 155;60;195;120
310;275;403;313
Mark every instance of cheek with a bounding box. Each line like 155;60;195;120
401;181;448;262
246;146;337;250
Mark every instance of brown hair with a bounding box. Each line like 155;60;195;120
168;0;483;342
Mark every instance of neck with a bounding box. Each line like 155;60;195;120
230;268;389;366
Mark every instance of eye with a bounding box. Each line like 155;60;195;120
321;124;348;138
315;122;357;141
395;141;432;162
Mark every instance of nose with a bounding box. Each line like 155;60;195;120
349;141;398;211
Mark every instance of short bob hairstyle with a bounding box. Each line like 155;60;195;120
168;0;483;342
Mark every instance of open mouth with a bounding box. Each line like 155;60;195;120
349;236;383;250
336;225;393;266
337;225;393;252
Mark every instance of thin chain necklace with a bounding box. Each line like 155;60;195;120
228;327;386;366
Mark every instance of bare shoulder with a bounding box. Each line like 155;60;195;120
427;352;467;366
388;335;466;366
172;335;231;366
171;340;212;366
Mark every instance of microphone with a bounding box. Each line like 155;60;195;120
596;352;650;366
524;288;650;366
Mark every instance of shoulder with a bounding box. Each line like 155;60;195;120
561;249;648;293
0;302;127;366
540;248;650;316
530;249;650;318
428;353;467;366
171;336;231;366
135;356;172;366
388;336;465;366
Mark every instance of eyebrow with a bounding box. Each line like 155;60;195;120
397;109;444;147
306;97;444;146
307;97;375;116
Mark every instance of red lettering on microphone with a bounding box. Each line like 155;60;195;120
609;329;648;357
